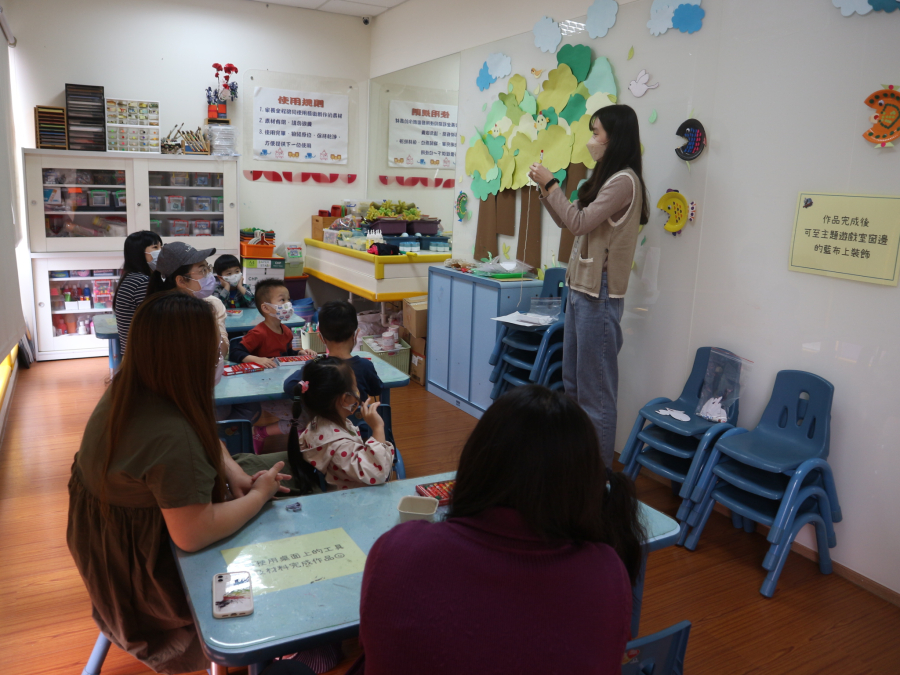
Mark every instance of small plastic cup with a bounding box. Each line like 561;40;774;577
397;496;438;523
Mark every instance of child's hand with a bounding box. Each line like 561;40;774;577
216;275;231;292
246;355;277;368
360;397;385;430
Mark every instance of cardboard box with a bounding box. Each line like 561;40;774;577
312;215;338;241
403;295;428;339
242;256;285;294
399;326;426;357
409;350;426;386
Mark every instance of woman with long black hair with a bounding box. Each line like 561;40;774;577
529;104;649;467
355;385;644;675
112;230;161;352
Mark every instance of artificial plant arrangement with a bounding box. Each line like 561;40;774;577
366;200;423;221
206;62;239;105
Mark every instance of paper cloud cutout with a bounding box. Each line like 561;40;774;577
476;62;496;91
868;0;900;10
832;0;873;15
534;16;563;54
647;0;701;36
671;3;705;33
586;0;619;39
486;53;512;80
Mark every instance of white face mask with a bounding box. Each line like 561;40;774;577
343;391;361;414
265;301;294;322
223;273;243;287
147;249;161;272
587;135;608;162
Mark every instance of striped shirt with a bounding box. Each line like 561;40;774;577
113;273;149;352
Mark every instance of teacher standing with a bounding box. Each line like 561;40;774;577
529;104;649;467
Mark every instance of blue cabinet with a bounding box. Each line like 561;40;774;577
426;266;542;418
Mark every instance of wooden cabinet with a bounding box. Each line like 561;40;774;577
426;266;542;418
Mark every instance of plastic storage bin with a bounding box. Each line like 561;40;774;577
88;190;109;208
170;219;189;236
369;218;407;235
191;220;211;236
150;218;163;235
187;196;212;211
192;172;211;187
361;336;411;374
240;242;275;257
171;172;189;186
163;195;185;211
213;196;224;212
211;219;224;235
148;195;160;211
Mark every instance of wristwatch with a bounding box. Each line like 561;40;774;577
544;178;559;191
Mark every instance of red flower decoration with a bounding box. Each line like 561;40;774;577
225;63;238;74
212;63;223;72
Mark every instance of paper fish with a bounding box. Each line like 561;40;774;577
657;189;689;233
531;68;544;78
674;119;706;161
863;85;900;148
629;69;659;97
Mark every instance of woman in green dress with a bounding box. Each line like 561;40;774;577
67;291;293;674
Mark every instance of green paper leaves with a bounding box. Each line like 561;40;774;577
498;92;526;125
641;236;646;246
484;134;506;161
508;74;527;103
649;109;657;124
510;125;574;189
553;168;566;184
520;91;538;115
571;113;597;168
498;147;515;190
557;44;593;83
485;166;499;181
560;93;587;125
482;102;487;111
583;57;617;98
484;100;508;135
465;139;495;178
471;169;500;201
542;107;559;127
608;94;617;103
537;64;577;119
460;135;466;144
628;46;634;60
502;243;511;260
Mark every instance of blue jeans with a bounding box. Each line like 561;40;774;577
563;274;624;467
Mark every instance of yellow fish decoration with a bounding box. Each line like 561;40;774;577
657;190;689;233
531;68;544;78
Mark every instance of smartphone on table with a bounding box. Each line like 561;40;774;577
212;571;254;619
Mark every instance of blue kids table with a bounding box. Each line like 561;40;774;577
214;352;410;406
172;471;680;673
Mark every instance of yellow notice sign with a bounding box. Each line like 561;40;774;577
789;192;900;286
220;528;366;596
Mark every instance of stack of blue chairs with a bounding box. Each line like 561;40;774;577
488;268;567;399
619;347;740;539
682;370;842;597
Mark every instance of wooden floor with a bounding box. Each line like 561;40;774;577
3;358;899;675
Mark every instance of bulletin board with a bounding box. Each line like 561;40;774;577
243;70;363;177
789;192;900;286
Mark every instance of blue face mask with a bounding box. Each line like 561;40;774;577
190;272;217;300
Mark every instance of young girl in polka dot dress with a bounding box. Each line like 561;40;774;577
285;356;394;492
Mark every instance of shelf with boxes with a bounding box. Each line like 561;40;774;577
105;98;160;153
25;149;239;253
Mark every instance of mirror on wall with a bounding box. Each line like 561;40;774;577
366;53;461;239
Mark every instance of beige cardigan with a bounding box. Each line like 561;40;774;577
542;169;642;298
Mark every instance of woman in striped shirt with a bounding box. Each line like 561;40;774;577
113;230;162;352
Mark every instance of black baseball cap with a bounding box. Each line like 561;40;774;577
157;241;216;278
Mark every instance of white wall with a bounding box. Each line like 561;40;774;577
6;0;372;249
373;0;900;595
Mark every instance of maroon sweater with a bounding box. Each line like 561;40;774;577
357;507;632;675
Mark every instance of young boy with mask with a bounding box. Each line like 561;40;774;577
212;254;254;309
230;278;316;451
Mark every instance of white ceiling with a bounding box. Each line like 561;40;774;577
248;0;409;18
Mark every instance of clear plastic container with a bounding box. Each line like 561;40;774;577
187;196;212;211
170;219;190;236
171;172;189;187
191;219;212;236
163;195;185;212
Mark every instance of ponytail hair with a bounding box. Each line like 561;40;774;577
448;385;646;585
285;356;357;496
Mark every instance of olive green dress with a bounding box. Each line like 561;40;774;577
67;388;289;674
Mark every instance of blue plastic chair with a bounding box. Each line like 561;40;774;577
683;370;842;596
621;620;691;675
619;348;740;538
490;319;566;399
218;419;254;454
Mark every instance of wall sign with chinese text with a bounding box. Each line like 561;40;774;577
253;86;349;164
789;192;900;286
220;528;367;595
388;100;458;169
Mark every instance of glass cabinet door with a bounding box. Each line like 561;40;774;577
133;158;238;252
26;154;135;253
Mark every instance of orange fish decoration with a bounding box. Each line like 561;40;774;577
863;85;900;148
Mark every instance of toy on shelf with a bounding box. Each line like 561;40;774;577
92;279;115;309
